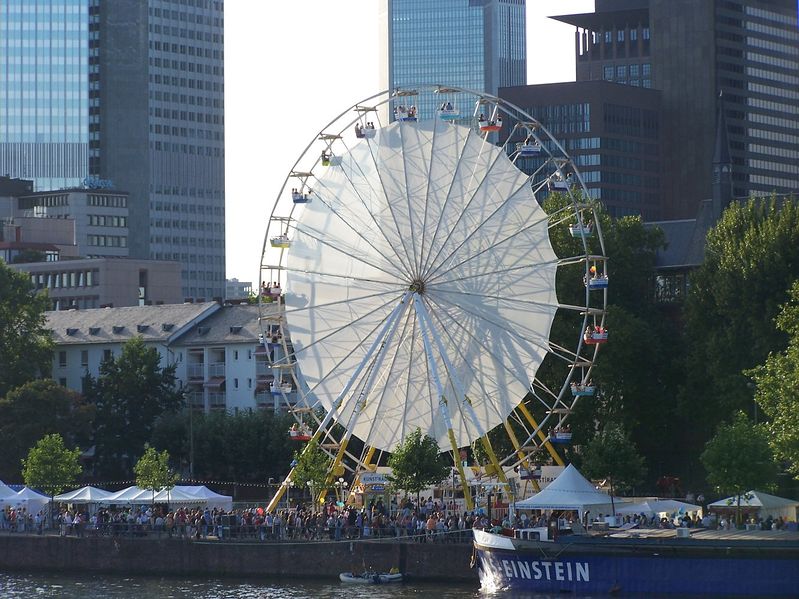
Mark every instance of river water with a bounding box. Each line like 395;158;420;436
0;572;486;599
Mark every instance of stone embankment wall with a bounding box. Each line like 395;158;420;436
0;535;478;582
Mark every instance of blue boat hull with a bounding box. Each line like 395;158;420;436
474;532;799;596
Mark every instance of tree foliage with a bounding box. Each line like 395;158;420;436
682;198;799;442
290;439;331;505
0;259;53;398
747;280;799;479
0;379;93;481
580;422;646;501
387;428;450;503
134;446;178;500
85;336;183;478
700;412;778;522
22;433;81;496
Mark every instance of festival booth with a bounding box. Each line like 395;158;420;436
616;499;701;518
0;487;50;513
101;485;150;504
514;464;622;522
101;485;212;507
176;485;233;511
53;486;113;504
707;491;799;522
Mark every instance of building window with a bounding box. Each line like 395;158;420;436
630;29;638;41
103;349;113;362
234;378;239;389
233;350;238;360
81;350;88;367
59;351;67;368
643;27;650;40
59;378;67;387
642;63;652;76
603;66;614;80
617;29;625;43
616;65;627;79
604;31;612;43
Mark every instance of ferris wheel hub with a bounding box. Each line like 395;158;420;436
409;278;426;295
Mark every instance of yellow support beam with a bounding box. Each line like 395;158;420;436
319;437;351;504
503;419;541;493
516;402;565;467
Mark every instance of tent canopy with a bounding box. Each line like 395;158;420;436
0;487;50;512
515;464;621;517
0;480;15;499
616;499;701;516
53;485;113;503
708;491;799;521
176;485;233;510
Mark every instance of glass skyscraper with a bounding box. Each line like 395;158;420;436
0;0;225;301
0;0;89;190
380;0;526;117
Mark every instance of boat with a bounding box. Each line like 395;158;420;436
339;571;403;584
473;526;799;596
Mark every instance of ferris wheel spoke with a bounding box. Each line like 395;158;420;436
288;293;403;365
424;295;536;416
424;209;555;286
416;115;442;278
310;179;414;276
335;138;417;274
361;127;419;276
283;287;402;317
397;121;427;279
289;220;406;282
423;169;537;282
425;285;561;316
420;134;514;278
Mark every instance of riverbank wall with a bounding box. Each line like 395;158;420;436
0;535;477;582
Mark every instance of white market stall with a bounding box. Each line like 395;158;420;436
708;491;799;522
53;486;113;503
176;485;233;511
0;480;15;499
616;499;701;517
0;487;50;513
514;464;622;520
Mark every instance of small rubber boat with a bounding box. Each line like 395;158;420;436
339;571;403;584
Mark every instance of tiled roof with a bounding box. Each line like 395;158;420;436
177;303;279;346
46;302;219;345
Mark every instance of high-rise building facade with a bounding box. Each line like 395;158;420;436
380;0;526;116
0;0;225;300
554;0;798;219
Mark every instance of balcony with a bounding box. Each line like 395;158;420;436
208;362;225;377
187;363;204;379
208;392;226;409
187;391;205;408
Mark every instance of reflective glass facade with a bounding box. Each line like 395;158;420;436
384;0;526;118
0;0;89;190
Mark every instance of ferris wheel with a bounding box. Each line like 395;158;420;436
259;85;608;510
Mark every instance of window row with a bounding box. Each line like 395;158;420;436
30;269;97;290
88;214;127;227
87;235;127;247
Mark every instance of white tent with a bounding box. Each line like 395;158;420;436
151;487;207;505
708;491;799;522
53;486;113;503
514;464;621;518
101;485;150;504
0;487;50;513
616;499;701;516
0;480;15;499
176;485;233;510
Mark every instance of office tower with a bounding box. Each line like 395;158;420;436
554;0;799;219
0;0;225;300
500;81;663;219
380;0;526;117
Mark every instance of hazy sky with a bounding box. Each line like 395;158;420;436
224;0;595;284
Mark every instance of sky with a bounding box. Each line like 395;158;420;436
224;0;595;284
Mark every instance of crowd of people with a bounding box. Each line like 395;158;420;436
1;497;491;544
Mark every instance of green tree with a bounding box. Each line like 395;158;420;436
748;280;799;479
289;439;331;506
580;422;646;514
0;259;53;398
700;411;778;524
22;433;82;496
387;428;450;507
0;379;93;481
85;336;184;478
682;198;799;446
134;446;178;503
